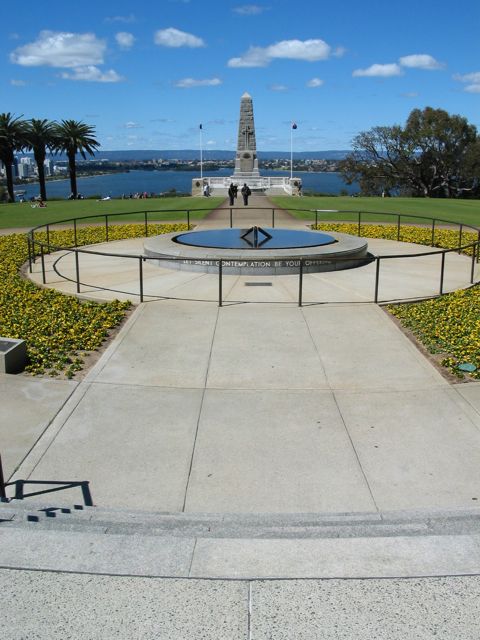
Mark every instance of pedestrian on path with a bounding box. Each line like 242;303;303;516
228;183;235;206
241;183;251;206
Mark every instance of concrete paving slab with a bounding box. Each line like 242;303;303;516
336;387;480;510
0;528;194;576
207;304;329;389
26;383;203;510
251;576;480;639
0;569;248;639
93;301;218;388
303;303;445;391
455;382;480;418
190;534;480;579
184;389;376;513
0;374;77;478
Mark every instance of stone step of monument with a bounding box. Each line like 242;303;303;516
2;502;480;579
2;500;480;539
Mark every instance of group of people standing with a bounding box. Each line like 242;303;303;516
228;182;251;206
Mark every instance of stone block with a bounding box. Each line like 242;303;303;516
0;338;27;374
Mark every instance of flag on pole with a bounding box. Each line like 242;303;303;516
292;122;297;129
199;123;203;130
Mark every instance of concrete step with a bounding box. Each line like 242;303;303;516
2;500;480;539
2;501;480;579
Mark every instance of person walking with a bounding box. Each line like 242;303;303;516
241;183;251;206
228;183;235;206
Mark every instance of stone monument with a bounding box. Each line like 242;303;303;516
233;92;260;178
191;92;301;196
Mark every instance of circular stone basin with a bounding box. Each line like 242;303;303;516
144;227;370;275
173;227;337;250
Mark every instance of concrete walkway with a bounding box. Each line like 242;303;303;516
2;196;480;637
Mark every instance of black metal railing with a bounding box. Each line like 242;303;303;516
26;207;480;307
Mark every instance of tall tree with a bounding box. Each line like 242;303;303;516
0;113;29;202
25;119;58;201
54;120;100;198
340;107;480;198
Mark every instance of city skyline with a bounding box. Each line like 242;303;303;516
2;0;479;151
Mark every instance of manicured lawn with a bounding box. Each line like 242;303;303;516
0;196;224;230
270;196;480;227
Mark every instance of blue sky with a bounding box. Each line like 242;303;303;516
3;0;479;151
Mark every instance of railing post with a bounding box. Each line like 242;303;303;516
431;219;436;246
374;257;380;303
40;244;46;284
230;208;233;228
27;236;33;273
73;218;78;246
477;231;480;263
272;208;275;228
439;251;446;295
218;260;223;307
458;224;463;254
298;260;304;307
31;230;36;263
397;215;401;241
75;250;80;294
315;210;318;229
0;453;6;500
358;211;362;237
187;210;190;230
144;211;149;237
139;257;144;303
105;215;109;242
471;243;477;284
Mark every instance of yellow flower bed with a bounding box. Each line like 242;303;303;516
0;223;188;377
314;222;480;378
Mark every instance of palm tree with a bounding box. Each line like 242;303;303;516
0;113;29;202
54;120;100;198
25;119;58;201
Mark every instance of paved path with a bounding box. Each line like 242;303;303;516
3;196;480;637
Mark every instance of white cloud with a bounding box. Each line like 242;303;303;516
61;66;124;82
116;32;135;49
269;84;288;91
307;77;324;87
174;77;222;88
10;31;106;68
10;79;26;86
124;121;142;128
154;28;205;48
399;54;443;70
233;4;265;14
454;71;480;93
228;38;331;68
353;63;403;77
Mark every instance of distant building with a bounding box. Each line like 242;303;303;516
44;159;54;176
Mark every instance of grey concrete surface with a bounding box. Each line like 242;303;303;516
251;576;480;639
8;299;480;514
0;569;248;640
0;374;77;478
27;236;477;304
2;568;480;639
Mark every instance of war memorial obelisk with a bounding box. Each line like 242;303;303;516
191;92;301;196
232;92;260;179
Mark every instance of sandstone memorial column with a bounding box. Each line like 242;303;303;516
233;92;260;178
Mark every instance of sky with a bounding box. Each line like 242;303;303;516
2;0;480;152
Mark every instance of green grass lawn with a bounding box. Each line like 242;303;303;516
270;196;480;227
0;196;225;230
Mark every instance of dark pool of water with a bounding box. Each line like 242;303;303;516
173;227;337;250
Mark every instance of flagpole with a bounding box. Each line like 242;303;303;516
290;125;293;180
199;124;203;179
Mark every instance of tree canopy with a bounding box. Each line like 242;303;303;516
340;107;480;198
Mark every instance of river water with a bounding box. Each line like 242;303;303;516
16;168;359;200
